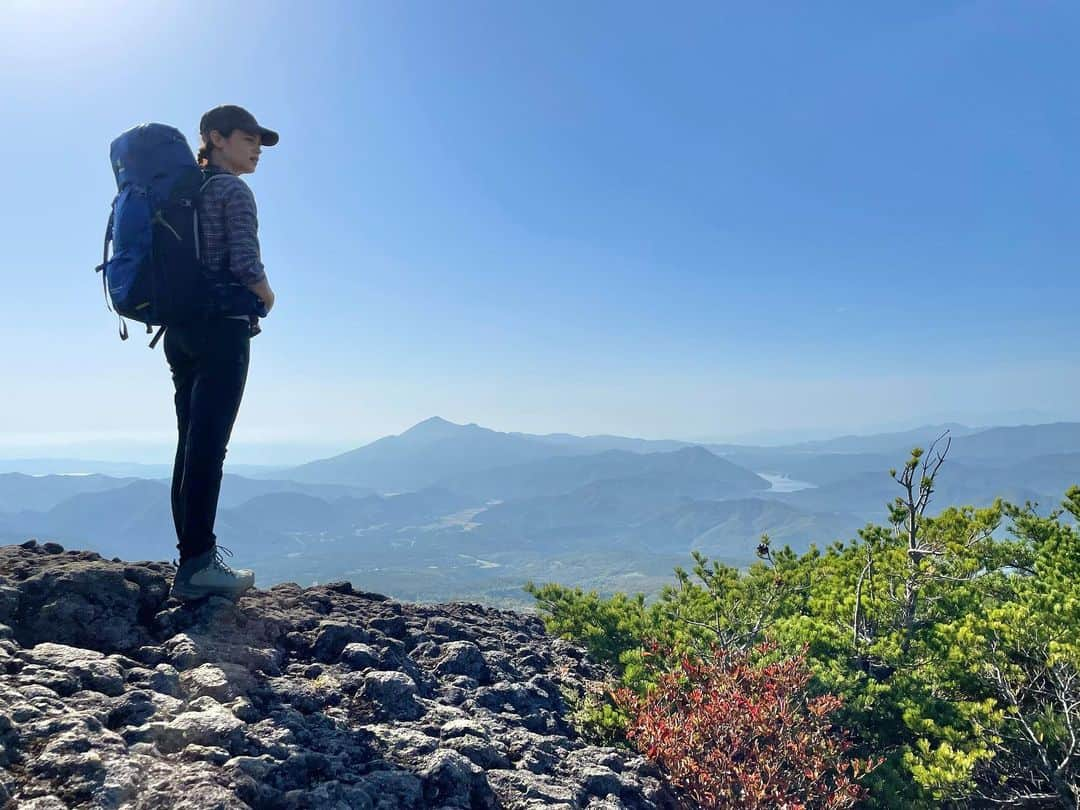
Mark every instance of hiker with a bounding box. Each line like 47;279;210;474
168;105;279;602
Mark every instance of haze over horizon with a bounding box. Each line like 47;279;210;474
0;410;1074;468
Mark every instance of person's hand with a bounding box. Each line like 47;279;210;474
248;278;275;314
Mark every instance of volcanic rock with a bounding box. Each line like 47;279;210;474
0;541;677;808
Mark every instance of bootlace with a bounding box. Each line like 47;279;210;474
211;544;239;574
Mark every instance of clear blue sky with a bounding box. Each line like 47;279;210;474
2;1;1077;463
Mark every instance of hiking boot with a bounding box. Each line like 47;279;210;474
170;544;255;602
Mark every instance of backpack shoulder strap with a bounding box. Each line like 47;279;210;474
199;169;232;192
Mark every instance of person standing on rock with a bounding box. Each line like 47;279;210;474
169;105;278;602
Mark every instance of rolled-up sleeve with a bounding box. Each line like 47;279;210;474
222;181;267;286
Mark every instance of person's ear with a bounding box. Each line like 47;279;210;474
210;129;228;149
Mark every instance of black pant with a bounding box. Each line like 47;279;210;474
165;318;251;561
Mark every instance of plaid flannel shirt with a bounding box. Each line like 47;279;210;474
198;166;267;288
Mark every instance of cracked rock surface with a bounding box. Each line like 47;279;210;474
0;540;678;809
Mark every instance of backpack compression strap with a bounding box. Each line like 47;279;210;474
94;209;129;341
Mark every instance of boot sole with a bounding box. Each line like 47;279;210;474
170;580;253;602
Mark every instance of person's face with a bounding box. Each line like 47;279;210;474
209;128;262;175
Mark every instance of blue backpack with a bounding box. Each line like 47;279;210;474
96;123;261;348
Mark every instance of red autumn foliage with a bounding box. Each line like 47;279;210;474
613;642;877;809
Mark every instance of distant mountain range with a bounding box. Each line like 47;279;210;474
779;423;980;454
626;498;856;560
0;472;373;514
440;445;768;502
274;417;585;490
4;417;1080;603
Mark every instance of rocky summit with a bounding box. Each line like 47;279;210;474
0;541;678;809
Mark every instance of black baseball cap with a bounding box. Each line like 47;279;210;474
199;104;279;147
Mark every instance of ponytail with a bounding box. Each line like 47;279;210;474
196;126;234;167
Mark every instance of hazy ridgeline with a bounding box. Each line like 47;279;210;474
3;418;1079;606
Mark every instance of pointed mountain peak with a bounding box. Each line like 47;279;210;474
398;416;480;442
405;416;458;432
